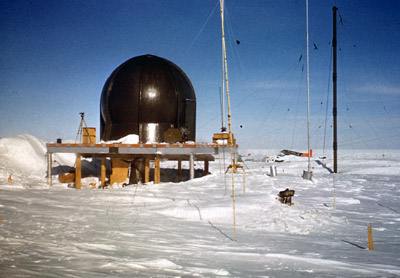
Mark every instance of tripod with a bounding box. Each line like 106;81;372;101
75;112;90;143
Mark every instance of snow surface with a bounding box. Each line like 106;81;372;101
100;134;140;144
1;134;400;277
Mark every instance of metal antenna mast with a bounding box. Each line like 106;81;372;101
333;6;338;173
220;0;237;241
221;38;226;132
303;0;313;180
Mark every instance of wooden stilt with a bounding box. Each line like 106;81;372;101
144;158;150;183
368;225;374;250
204;160;209;176
154;158;160;184
101;157;106;187
75;155;82;189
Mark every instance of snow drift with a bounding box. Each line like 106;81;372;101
0;134;47;176
0;134;75;179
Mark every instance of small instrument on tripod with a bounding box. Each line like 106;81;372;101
75;112;94;144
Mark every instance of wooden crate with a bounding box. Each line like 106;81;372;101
83;127;96;144
212;132;236;145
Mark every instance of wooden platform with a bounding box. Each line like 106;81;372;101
47;142;223;159
46;142;238;188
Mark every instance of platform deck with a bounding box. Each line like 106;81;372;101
46;142;238;186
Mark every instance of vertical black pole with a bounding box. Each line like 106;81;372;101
333;6;338;173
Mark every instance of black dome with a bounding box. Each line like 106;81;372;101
100;54;196;142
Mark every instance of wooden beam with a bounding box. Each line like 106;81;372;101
154;158;160;184
144;158;150;183
101;157;106;187
75;155;81;189
110;158;130;185
204;160;209;176
368;225;374;250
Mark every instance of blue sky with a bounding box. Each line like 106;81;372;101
1;0;400;151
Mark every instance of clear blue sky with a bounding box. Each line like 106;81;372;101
1;0;400;151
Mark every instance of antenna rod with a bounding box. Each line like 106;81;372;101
221;34;226;132
306;0;311;172
220;0;236;241
302;0;313;180
333;6;338;173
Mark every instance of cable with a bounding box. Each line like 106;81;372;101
184;1;219;59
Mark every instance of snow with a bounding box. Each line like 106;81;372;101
101;134;140;144
1;135;400;277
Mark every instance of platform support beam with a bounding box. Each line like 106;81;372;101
154;157;160;184
205;160;209;176
47;153;52;186
144;158;150;183
75;155;82;189
189;154;195;180
101;157;106;187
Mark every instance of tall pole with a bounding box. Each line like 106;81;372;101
221;42;226;132
333;6;338;173
306;0;311;172
303;0;313;180
220;0;236;241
